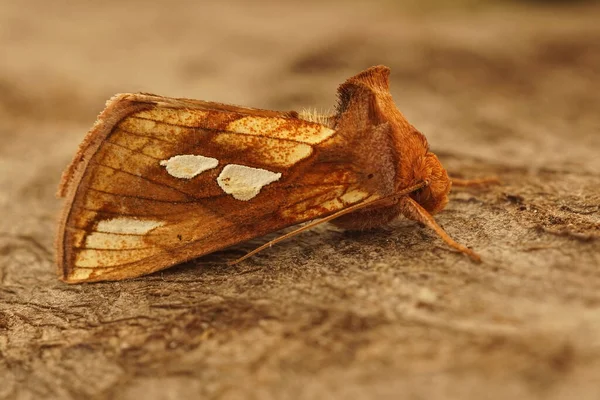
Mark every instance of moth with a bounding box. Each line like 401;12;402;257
57;65;492;283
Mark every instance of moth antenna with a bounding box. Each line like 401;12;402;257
400;196;482;262
451;177;500;187
228;181;429;265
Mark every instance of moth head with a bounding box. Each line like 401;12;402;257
410;152;451;214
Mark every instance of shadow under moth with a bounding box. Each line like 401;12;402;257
56;65;495;283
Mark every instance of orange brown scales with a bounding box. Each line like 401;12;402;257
56;65;491;283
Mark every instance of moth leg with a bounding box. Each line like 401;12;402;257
451;176;500;187
399;196;482;262
228;196;385;265
230;181;430;265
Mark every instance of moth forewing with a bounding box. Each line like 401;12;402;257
56;94;372;283
57;66;485;283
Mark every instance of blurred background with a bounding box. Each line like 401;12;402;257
1;1;599;399
1;0;598;162
1;0;598;233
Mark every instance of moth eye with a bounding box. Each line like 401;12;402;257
367;173;374;179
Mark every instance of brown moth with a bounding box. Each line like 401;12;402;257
57;65;491;283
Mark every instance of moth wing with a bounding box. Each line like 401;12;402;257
57;94;375;282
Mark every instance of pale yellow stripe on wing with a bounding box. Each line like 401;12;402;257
75;248;160;268
286;199;343;221
70;268;94;281
69;267;120;282
281;189;373;220
293;124;337;144
226;116;336;144
318;198;344;212
109;129;170;159
83;232;149;250
212;133;312;167
133;108;209;127
340;190;370;204
285;185;334;204
117;117;199;142
96;217;164;234
69;228;153;250
96;141;155;174
281;187;346;219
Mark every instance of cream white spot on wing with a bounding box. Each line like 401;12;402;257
96;217;165;235
217;164;281;201
160;154;219;179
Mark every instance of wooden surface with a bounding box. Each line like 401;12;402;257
1;1;599;399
